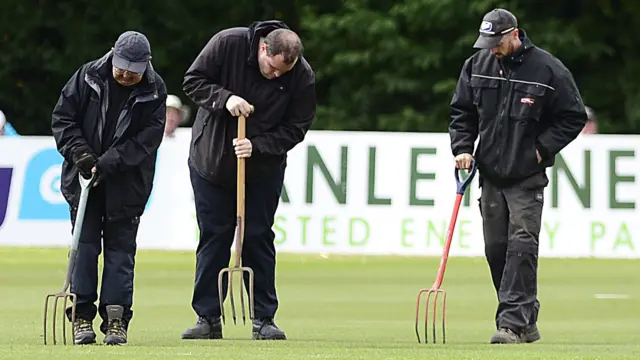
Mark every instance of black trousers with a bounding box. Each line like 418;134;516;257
65;185;139;334
478;173;547;333
189;163;284;320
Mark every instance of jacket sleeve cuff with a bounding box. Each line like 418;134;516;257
214;90;233;112
454;147;474;156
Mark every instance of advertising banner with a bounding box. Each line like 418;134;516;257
0;130;638;258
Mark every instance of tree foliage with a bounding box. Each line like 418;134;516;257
0;0;637;135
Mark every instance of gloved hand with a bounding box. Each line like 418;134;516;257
225;95;253;117
74;152;97;179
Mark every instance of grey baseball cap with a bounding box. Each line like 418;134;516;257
473;8;518;49
112;31;151;74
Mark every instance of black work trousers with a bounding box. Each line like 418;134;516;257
479;172;547;334
189;163;284;320
64;185;139;334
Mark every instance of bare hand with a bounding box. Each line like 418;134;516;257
455;153;473;169
225;95;253;117
233;138;252;158
536;150;542;164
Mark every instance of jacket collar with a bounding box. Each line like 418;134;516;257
502;28;535;65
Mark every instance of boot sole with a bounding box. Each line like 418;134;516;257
252;332;286;340
181;331;223;340
104;336;127;346
74;333;97;345
522;332;541;343
490;334;522;344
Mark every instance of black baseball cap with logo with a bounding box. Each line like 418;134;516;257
473;8;518;49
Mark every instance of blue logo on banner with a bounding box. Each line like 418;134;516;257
0;167;13;227
18;148;68;220
17;147;156;221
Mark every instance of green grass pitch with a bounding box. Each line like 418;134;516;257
0;247;639;359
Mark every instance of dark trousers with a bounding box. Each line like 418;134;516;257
189;163;284;320
65;185;139;334
479;173;546;333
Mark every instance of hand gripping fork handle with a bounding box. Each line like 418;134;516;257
218;109;255;327
415;159;477;344
44;173;97;345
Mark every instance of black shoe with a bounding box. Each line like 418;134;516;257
103;305;127;345
252;318;286;340
72;318;96;345
181;316;223;339
521;324;541;343
490;327;522;344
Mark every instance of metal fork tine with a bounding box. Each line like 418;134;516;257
239;273;246;324
63;295;68;345
229;272;237;325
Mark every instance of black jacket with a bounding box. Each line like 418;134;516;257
183;20;316;187
449;31;587;187
51;51;167;221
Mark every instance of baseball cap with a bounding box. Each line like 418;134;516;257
473;9;518;49
112;31;151;74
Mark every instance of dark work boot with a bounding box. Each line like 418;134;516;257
252;318;286;340
490;327;522;344
521;324;541;343
72;318;97;345
103;305;127;345
181;316;223;339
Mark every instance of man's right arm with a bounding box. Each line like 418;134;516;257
51;67;94;166
183;33;234;113
448;58;479;157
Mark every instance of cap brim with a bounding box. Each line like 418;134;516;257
473;34;503;49
112;54;147;74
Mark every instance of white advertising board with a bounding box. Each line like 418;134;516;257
0;130;638;258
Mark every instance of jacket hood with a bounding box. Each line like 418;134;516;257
246;20;291;64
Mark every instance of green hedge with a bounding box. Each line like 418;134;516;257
1;0;637;135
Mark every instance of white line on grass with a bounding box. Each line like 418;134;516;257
594;294;630;299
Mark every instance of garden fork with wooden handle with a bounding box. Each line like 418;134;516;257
218;107;255;327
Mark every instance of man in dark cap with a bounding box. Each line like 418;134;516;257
51;30;167;345
180;20;316;341
448;9;587;344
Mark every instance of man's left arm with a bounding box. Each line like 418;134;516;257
96;93;167;175
536;70;588;161
250;81;316;156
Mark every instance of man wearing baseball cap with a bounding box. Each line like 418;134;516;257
448;9;587;344
51;30;167;345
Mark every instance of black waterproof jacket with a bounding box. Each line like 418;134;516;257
449;30;587;187
51;51;167;221
183;20;316;187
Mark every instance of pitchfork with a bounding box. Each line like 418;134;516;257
218;108;255;326
415;158;477;344
44;172;97;345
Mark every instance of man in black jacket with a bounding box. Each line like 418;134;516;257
51;30;167;345
449;9;587;344
180;20;316;341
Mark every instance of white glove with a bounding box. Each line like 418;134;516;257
225;95;253;117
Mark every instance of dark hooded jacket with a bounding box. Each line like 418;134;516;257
183;20;316;187
449;30;587;188
51;51;167;221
